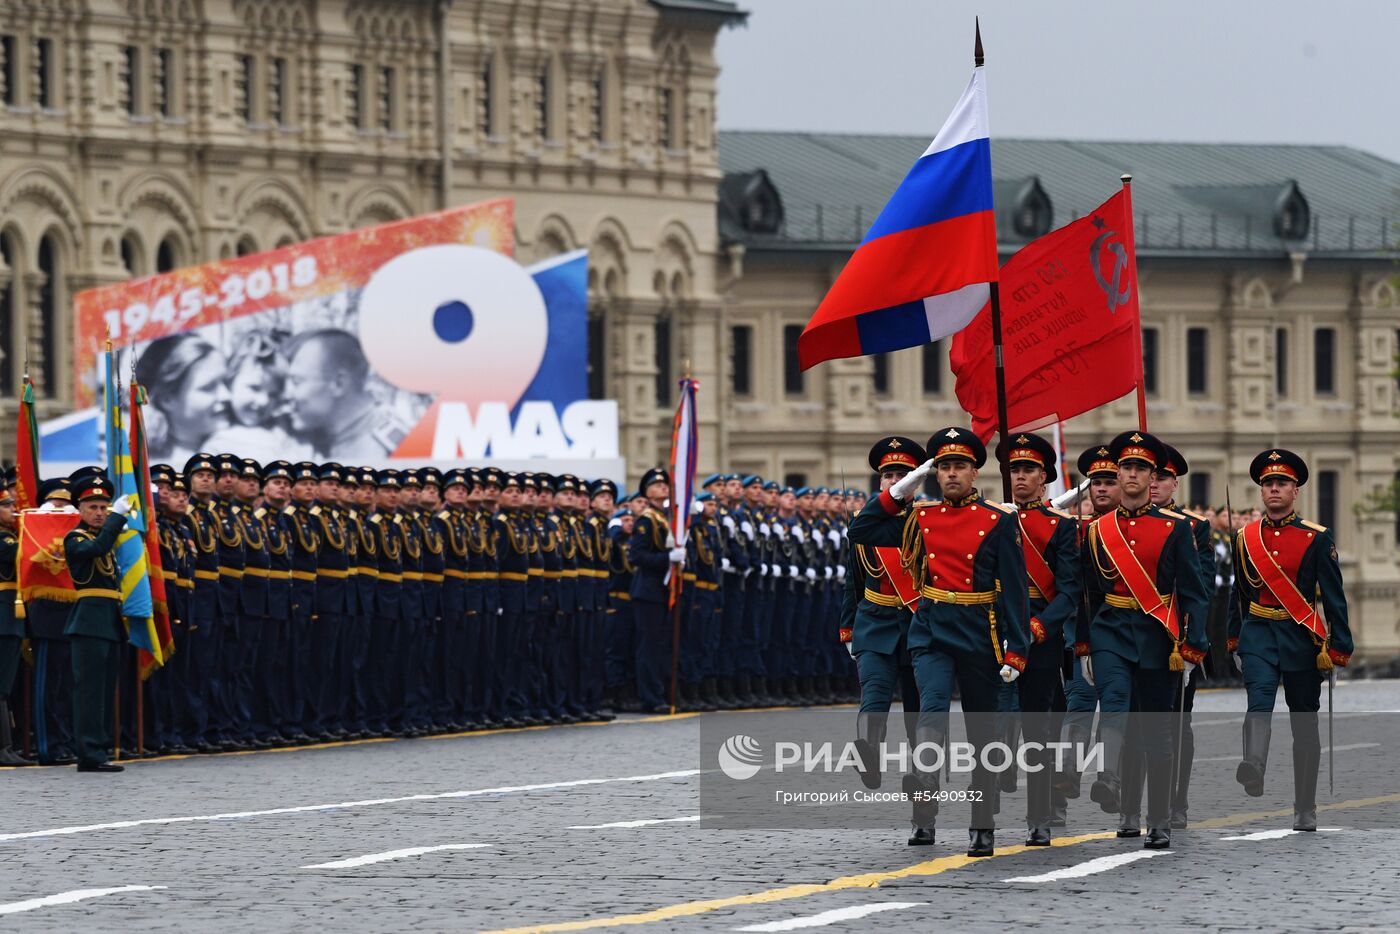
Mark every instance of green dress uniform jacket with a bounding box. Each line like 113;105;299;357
63;513;129;641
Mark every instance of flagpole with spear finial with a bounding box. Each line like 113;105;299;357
977;18;1015;504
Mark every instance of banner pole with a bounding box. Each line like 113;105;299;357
135;651;144;757
1121;173;1148;431
668;572;682;716
989;280;1014;502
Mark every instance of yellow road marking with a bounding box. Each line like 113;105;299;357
481;790;1400;934
479;833;1114;934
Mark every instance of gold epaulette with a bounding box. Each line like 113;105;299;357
437;510;450;521
981;500;1015;515
309;505;322;517
369;514;383;525
283;505;297;516
1158;508;1186;520
1045;505;1073;519
1182;508;1207;522
185;504;195;516
1300;519;1327;533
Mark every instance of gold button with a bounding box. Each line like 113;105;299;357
1307;533;1314;538
930;553;935;559
1129;521;1136;526
940;507;947;514
1129;540;1136;546
1274;531;1280;537
1050;519;1058;525
971;505;978;510
966;553;973;560
1272;550;1279;556
978;530;985;537
965;577;972;584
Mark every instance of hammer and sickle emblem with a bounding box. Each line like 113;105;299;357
1091;226;1131;313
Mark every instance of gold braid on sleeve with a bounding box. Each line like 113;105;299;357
899;508;927;592
1088;523;1118;579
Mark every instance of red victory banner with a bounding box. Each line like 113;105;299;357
951;187;1143;441
17;511;81;608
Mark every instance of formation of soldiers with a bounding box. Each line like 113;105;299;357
0;456;866;768
845;427;1352;858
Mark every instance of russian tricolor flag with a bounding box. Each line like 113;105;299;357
798;65;999;371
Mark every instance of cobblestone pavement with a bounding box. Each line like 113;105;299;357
4;680;1399;932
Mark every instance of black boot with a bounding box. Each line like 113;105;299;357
716;677;742;710
1054;720;1091;799
1090;717;1125;814
1170;709;1194;828
1116;739;1145;837
967;829;995;857
1143;827;1171;849
907;824;935;846
733;676;759;708
854;711;886;790
1025;826;1051;846
1236;714;1271;797
1291;713;1320;831
1049;789;1068;828
697;678;720;712
0;700;35;767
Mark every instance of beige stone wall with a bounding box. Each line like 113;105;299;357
0;0;729;482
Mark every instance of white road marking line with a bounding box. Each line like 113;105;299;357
1196;742;1378;763
568;816;701;830
1003;850;1168;883
302;843;489;869
0;885;168;916
1220;828;1343;841
0;769;701;843
734;902;929;931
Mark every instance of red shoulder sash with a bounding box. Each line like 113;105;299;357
1096;513;1179;639
1242;520;1325;639
873;546;921;609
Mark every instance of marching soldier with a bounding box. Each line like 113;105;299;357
1149;444;1213;828
347;467;381;736
1055;446;1119;800
1005;433;1081;845
586;479;619;720
417;468;450;731
849;427;1030;857
439;469;473;730
1077;431;1210;850
843;436;928;842
604;501;637;712
233;457;271;747
63;474;135;772
1229;448;1352;832
367;469;403;735
491;474;533;727
397;470;430;734
630;468;684;714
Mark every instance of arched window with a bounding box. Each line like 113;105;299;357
155;237;179;273
654;311;673;408
120;233;142;277
236;235;259;257
587;308;606;400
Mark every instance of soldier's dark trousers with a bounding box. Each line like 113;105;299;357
912;648;1001;829
736;576;765;678
254;617;290;740
0;635;21;701
633;598;670;710
855;651;920;756
470;611;492;721
366;615;397;726
764;581;797;682
233;615;263;739
342;614;372;730
310;613;343;734
679;590;704;686
31;637;74;758
1017;667;1061;829
1170;665;1201;816
1092;650;1179;826
541;610;568;716
718;572;746;679
70;635;120;767
287;616;313;734
605;597;635;693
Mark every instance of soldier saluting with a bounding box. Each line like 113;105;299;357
1229;448;1352;832
64;474;134;772
849;426;1029;858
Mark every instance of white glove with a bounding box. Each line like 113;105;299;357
497;607;504;616
999;664;1020;683
788;565;799;578
1080;655;1095;687
827;529;841;546
759;522;771;536
759;563;768;576
846;642;856;658
836;564;846;580
667;546;687;563
721;557;732;572
889;458;934;502
775;523;788;539
741;521;754;537
1231;652;1242;672
608;517;622;530
744;567;752;578
723;516;736;533
110;496;134;516
1183;661;1197;677
805;568;817;581
792;525;805;541
690;500;704;516
823;566;833;579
